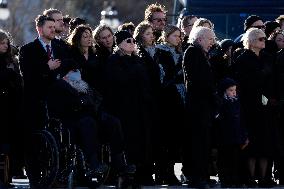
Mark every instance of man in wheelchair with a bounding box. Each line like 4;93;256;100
46;68;136;187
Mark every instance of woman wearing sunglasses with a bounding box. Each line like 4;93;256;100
231;27;276;187
104;30;155;186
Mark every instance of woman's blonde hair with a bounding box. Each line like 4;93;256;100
192;18;214;30
242;28;266;49
93;24;113;45
160;24;181;43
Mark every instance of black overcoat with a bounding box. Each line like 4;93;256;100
103;51;153;164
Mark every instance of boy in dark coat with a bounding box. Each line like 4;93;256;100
216;77;249;187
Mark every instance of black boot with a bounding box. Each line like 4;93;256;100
112;152;136;176
155;163;180;185
112;152;136;189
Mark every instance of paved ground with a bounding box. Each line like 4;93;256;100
8;177;284;189
5;164;284;188
7;178;284;189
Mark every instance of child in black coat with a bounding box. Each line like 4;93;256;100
216;77;249;187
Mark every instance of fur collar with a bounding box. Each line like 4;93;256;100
144;46;156;59
156;43;181;65
224;94;238;102
65;79;90;94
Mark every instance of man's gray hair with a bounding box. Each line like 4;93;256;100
188;26;214;44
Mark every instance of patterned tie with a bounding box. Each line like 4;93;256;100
46;44;52;59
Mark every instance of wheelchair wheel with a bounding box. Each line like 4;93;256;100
25;130;59;189
99;144;111;185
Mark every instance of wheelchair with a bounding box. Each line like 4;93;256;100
24;117;111;189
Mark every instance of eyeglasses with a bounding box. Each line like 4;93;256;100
258;37;267;42
253;25;265;29
186;24;194;27
125;38;136;44
152;18;167;22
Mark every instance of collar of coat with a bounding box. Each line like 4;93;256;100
156;43;181;65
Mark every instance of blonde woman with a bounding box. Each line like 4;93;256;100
191;17;214;31
93;24;114;63
232;28;275;187
153;24;184;185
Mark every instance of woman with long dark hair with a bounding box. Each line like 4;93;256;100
67;24;103;93
0;29;24;184
133;21;161;185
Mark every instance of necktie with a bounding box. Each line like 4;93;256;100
46;44;52;59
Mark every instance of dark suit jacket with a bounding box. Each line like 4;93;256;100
19;37;72;130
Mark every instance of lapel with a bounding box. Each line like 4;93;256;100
34;38;49;61
51;39;59;59
51;38;67;59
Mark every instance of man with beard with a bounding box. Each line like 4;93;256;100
43;8;65;40
43;8;72;59
19;14;73;188
19;15;63;131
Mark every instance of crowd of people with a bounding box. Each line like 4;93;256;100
1;3;284;189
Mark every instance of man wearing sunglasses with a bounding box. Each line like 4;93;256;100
144;3;167;43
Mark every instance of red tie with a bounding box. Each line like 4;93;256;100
46;44;52;59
